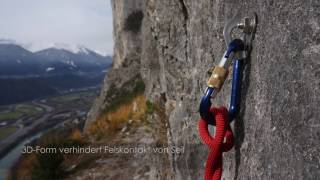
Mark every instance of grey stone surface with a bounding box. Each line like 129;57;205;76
86;0;320;179
84;0;146;130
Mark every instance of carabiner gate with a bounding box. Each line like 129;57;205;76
199;12;257;125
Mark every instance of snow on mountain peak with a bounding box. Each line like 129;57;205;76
46;67;55;72
65;60;77;68
77;45;90;55
52;43;91;55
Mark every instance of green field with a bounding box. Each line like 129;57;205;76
0;111;23;121
16;104;42;116
51;93;82;103
52;91;95;102
0;104;43;121
0;125;18;141
48;91;97;108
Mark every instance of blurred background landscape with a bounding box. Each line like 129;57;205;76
0;0;114;179
0;41;112;105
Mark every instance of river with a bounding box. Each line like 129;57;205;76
0;131;43;179
0;121;67;179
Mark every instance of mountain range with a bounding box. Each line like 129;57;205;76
0;43;112;105
0;44;112;76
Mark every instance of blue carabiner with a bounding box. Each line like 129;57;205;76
199;40;244;125
228;58;243;121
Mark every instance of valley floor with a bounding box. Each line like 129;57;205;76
0;89;99;179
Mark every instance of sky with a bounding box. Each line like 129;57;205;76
0;0;113;55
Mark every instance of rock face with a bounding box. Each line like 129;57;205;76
86;0;320;179
84;0;146;130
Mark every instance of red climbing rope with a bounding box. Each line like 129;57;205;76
198;107;234;180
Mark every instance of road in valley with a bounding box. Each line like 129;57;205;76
0;100;55;179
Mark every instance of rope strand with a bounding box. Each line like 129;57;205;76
198;107;234;180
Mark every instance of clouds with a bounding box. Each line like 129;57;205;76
0;0;113;55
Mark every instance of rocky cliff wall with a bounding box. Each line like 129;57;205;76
86;0;320;179
84;0;146;130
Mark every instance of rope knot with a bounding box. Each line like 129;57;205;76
198;107;234;180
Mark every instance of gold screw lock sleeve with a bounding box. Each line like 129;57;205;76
207;66;228;90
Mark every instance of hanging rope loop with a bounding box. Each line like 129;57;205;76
198;107;234;180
